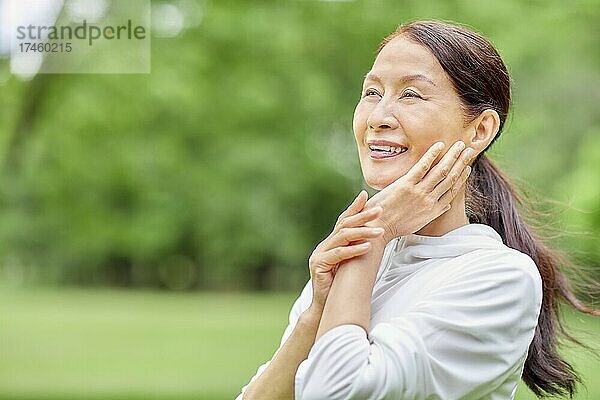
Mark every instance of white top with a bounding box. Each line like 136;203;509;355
236;223;543;400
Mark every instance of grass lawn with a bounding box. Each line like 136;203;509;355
0;287;598;399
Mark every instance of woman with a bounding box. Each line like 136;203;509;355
236;20;598;400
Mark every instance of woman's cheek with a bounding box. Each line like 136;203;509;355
353;102;369;128
413;140;437;158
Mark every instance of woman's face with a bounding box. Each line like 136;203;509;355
353;35;469;190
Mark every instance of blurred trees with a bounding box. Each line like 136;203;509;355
0;0;598;290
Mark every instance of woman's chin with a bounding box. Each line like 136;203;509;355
364;173;403;190
360;160;413;190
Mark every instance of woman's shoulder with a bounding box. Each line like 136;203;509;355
469;239;542;288
407;244;544;336
401;225;544;310
439;243;543;317
440;222;542;289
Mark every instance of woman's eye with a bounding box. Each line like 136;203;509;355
400;90;423;99
363;89;381;98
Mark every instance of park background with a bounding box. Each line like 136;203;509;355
0;0;599;399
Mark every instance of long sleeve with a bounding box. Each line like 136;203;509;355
235;278;313;400
294;251;543;400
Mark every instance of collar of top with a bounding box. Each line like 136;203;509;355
391;223;504;265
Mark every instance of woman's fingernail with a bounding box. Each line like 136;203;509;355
360;242;371;248
372;228;385;233
456;141;465;150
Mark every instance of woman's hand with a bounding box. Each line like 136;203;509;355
308;191;384;310
365;140;475;242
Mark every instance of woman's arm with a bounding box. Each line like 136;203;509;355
240;191;384;399
315;237;386;341
243;304;323;400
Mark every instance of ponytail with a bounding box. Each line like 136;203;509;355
467;154;599;398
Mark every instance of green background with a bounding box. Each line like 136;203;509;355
1;288;598;399
0;0;598;398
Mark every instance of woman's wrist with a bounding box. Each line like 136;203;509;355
365;212;399;244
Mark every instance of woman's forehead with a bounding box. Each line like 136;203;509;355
367;37;449;87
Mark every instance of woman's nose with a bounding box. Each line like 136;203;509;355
366;101;399;132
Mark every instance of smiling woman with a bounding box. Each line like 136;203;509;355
237;20;598;400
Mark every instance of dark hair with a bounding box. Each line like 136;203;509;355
378;20;599;398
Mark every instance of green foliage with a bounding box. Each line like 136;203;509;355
0;0;599;289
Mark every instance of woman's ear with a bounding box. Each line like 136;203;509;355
468;109;500;154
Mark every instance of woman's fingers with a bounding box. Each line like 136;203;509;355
337;205;383;229
431;145;475;200
328;226;384;248
437;164;472;205
419;140;466;191
317;242;372;268
405;141;446;183
336;190;368;225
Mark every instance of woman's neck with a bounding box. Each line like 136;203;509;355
414;188;469;237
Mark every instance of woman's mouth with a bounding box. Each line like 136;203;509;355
368;145;408;159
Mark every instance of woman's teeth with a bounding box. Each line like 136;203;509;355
369;145;407;154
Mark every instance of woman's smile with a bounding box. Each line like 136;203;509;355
367;139;409;159
369;147;408;159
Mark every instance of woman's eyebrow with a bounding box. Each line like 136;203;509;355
363;73;437;87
